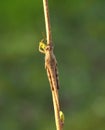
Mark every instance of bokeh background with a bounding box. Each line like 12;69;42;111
0;0;105;130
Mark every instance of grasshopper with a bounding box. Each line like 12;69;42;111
39;39;59;91
39;39;65;127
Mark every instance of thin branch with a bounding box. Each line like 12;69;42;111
42;0;63;130
52;91;61;130
43;0;52;45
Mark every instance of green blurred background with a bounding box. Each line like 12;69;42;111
0;0;105;130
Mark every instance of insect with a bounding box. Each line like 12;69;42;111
39;39;60;91
39;39;65;127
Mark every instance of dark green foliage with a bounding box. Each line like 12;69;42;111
0;0;105;130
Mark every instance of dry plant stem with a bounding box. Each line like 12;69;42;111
43;0;62;130
43;0;52;45
52;91;62;130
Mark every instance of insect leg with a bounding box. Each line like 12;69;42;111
46;68;54;91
